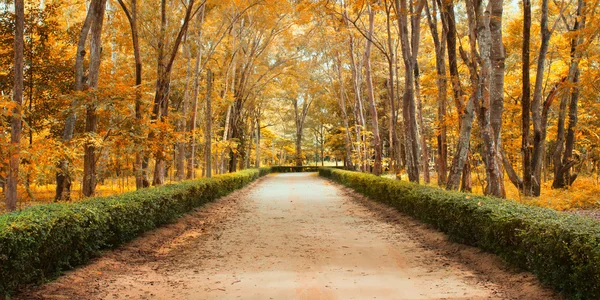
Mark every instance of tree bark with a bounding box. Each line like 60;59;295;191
176;37;192;181
553;0;585;189
425;0;448;186
335;54;354;170
6;0;25;211
485;0;507;197
205;69;213;178
117;0;148;189
151;0;197;185
255;116;261;168
364;6;382;176
82;0;108;197
520;0;532;194
55;1;97;201
530;0;552;196
395;0;424;182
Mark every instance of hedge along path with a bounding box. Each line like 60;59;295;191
0;168;271;296
20;173;555;299
320;168;600;299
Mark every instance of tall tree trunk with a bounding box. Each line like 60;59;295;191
396;0;423;182
82;0;108;197
6;0;25;211
425;0;448;186
187;6;205;179
415;63;430;183
448;0;479;191
151;0;196;185
384;0;400;175
255;115;261;168
553;0;585;189
205;69;213;178
55;1;97;201
176;38;192;181
117;0;148;189
365;6;382;176
485;0;507;197
530;0;552;196
520;0;532;194
335;54;354;170
438;0;470;190
347;32;366;171
295;129;303;167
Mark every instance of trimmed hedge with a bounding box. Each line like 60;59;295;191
0;168;270;295
270;166;345;173
319;168;600;299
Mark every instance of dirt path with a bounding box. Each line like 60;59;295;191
21;173;558;300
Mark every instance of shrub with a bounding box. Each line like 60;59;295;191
0;168;270;295
270;166;344;173
319;168;600;299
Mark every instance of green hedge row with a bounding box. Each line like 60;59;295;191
270;166;345;173
0;168;270;295
319;168;600;299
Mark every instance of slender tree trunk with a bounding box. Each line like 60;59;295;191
425;0;448;186
6;0;25;211
415;63;430;183
384;0;400;174
176;38;192;181
365;6;382;175
187;5;205;179
335;54;354;170
296;129;303;167
448;0;479;191
117;0;148;189
82;0;108;197
395;0;423;182
485;0;506;197
151;0;196;185
55;1;97;201
553;0;585;189
520;0;532;194
530;0;552;196
255;115;261;168
205;69;213;178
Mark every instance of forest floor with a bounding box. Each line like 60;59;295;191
19;173;558;300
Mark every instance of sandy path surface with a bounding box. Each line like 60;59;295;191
21;173;558;300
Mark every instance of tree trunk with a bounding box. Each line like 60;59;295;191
55;0;97;201
205;69;213;178
151;0;196;185
520;0;532;194
530;0;552;196
395;0;423;182
6;0;25;211
82;0;108;197
335;54;354;170
384;1;400;175
485;0;506;197
117;0;148;189
425;0;447;186
364;6;382;176
296;129;303;167
553;0;585;189
176;38;192;181
255;116;261;168
447;0;478;191
415;63;430;183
